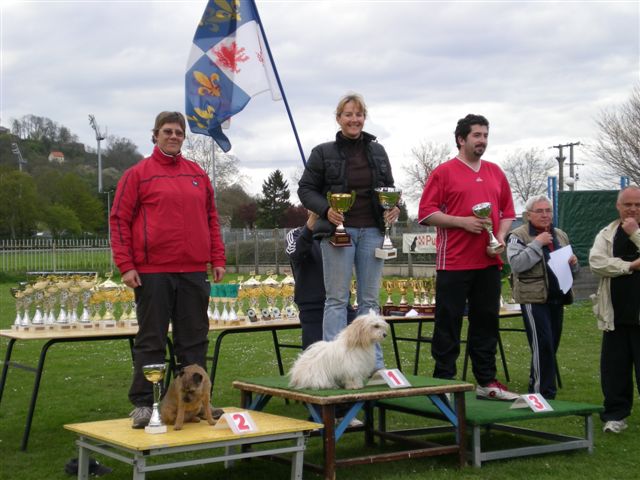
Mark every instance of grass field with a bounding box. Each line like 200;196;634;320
0;279;638;480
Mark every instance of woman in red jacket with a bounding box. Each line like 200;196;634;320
110;111;226;428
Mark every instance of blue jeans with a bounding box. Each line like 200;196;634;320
321;227;385;369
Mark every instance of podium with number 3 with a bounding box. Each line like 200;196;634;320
510;393;553;412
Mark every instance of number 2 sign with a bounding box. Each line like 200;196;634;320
214;411;258;434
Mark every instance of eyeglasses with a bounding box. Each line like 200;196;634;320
160;128;185;138
530;208;553;214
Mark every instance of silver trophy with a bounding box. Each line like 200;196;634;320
472;202;503;253
375;187;402;259
143;364;167;434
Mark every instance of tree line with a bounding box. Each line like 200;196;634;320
0;115;309;238
1;87;637;237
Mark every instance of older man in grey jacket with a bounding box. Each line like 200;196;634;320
507;195;578;400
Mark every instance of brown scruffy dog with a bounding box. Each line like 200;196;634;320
160;364;216;430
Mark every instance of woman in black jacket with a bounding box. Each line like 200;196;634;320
297;93;399;370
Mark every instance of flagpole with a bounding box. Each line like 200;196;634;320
211;139;217;207
251;1;307;166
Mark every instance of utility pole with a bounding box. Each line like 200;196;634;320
10;143;27;172
88;115;106;193
550;142;581;191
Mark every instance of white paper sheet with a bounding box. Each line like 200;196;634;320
548;245;574;294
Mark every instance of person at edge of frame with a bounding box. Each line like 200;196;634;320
589;185;640;434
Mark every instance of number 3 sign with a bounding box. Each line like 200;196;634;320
214;411;258;434
510;393;553;412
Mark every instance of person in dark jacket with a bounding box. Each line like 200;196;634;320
110;111;226;428
507;195;578;399
285;211;356;349
297;93;399;370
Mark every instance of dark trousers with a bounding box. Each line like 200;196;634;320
600;325;640;421
299;308;323;350
129;272;210;407
299;306;357;350
521;302;563;399
431;267;501;385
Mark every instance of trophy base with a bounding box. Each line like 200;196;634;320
329;233;352;247
98;320;117;329
382;304;412;316
145;424;167;434
375;247;397;260
54;323;74;331
118;319;138;328
414;305;436;315
77;322;95;330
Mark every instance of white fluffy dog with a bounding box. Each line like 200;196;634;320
288;311;389;390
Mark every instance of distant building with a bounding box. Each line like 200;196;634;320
48;151;65;164
0;126;9;135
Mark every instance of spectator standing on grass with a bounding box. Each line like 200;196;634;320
589;185;640;434
110;111;226;429
507;194;579;399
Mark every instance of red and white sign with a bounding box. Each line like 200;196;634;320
510;393;553;412
402;233;437;254
214;411;258;434
376;369;412;388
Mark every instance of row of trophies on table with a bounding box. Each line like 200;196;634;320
9;273;439;331
381;278;436;315
10;274;137;331
8;273;300;331
208;275;296;324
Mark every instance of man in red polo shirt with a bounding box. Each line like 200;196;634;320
418;114;518;400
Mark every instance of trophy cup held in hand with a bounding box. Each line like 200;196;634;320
143;364;167;434
472;202;503;254
375;187;402;259
327;191;356;247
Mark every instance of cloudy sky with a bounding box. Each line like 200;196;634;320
1;0;638;213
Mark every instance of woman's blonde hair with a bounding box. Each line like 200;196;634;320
335;93;367;120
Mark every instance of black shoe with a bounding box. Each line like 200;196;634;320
64;457;112;476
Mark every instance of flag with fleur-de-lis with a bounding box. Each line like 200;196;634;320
186;0;281;152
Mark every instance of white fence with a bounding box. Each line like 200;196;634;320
0;238;113;273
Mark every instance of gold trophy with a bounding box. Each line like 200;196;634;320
143;364;167;434
327;191;356;247
472;202;503;254
384;280;394;306
374;187;402;259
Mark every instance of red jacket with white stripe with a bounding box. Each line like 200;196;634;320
110;146;226;274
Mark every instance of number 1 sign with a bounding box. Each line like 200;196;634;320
368;368;412;388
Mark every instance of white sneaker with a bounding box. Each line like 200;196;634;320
336;416;364;428
348;418;364;427
476;380;520;401
603;419;628;433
